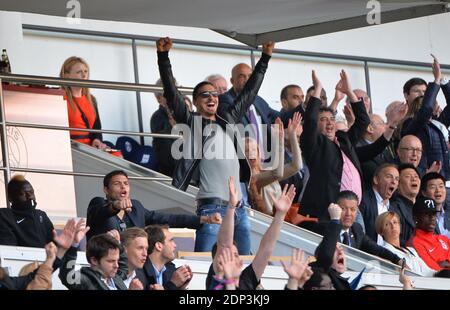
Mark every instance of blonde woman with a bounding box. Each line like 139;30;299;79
246;112;303;215
375;211;435;277
60;56;107;150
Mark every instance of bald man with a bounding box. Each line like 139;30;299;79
357;114;396;186
219;62;302;157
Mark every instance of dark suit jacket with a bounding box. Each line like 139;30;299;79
390;194;415;246
86;198;202;240
299;96;389;220
136;258;178;290
359;188;398;243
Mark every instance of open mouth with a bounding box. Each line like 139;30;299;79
120;190;127;198
337;257;344;265
387;186;396;196
411;183;419;189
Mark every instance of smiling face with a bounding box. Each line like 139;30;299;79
397;135;423;167
423;178;446;208
244;138;261;170
194;84;219;119
318;111;336;140
104;174;130;201
373;166;399;200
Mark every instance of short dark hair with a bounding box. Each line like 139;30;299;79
280;84;300;101
103;170;128;188
192;81;215;101
86;234;122;264
7;175;30;201
373;163;398;179
398;163;419;176
145;224;169;254
403;77;427;95
318;107;334;115
337;190;359;204
359;284;378;290
420;172;446;193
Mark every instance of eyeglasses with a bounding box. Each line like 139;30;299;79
400;147;422;153
198;91;219;98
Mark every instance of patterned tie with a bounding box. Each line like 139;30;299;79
342;231;350;246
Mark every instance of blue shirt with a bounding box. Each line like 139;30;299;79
152;264;167;285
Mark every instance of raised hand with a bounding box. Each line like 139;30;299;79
156;37;173;52
217;247;242;283
334;80;346;103
228;176;239;208
273;117;285;142
44;242;57;264
386;101;408;127
262;41;275;56
112;198;133;213
107;229;121;242
328;203;342;221
74;218;90;244
343;103;355;127
298;266;313;288
282;248;309;289
53;218;76;249
287;112;302;138
129;278;144;290
431;53;442;83
336;70;358;102
426;161;442;174
311;70;323;99
270;184;296;215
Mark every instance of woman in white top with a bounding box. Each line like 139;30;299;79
375;211;436;277
245;113;302;215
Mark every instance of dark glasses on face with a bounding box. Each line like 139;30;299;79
198;91;219;98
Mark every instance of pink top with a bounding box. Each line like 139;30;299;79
337;141;362;204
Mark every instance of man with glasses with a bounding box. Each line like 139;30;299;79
156;37;274;254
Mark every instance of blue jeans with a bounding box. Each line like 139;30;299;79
194;203;251;255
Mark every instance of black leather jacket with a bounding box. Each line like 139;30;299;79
157;51;271;191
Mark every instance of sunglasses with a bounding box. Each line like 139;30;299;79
198;91;219;98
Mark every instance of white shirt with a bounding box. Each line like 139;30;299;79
101;277;117;290
123;270;137;289
373;189;389;245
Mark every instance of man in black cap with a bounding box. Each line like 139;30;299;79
0;175;54;247
408;195;450;272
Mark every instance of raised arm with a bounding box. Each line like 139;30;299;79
213;177;239;274
156;37;191;124
315;204;342;270
253;118;284;187
336;70;370;144
281;112;303;178
251;184;296;280
225;42;274;122
300;70;324;162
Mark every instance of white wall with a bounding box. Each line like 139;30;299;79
1;10;450;145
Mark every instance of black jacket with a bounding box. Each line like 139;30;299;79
136;258;178;290
0;206;54;248
305;220;350;290
151;106;176;176
158;50;271;191
86;198;202;240
59;246;128;290
390;194;415;246
299;96;390;220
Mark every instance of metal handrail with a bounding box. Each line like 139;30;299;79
10;166;171;181
5;121;182;139
0;73;193;94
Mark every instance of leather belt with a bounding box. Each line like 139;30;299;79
196;198;229;207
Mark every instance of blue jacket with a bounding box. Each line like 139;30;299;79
402;82;450;180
